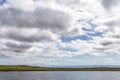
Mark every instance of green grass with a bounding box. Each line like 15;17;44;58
0;65;120;71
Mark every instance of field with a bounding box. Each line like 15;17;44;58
0;65;120;71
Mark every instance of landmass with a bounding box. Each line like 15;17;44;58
0;65;120;71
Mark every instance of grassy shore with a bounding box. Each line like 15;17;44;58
0;65;120;71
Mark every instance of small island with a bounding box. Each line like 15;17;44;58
0;65;120;71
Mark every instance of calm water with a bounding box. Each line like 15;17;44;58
0;71;120;80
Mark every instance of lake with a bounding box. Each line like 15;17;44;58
0;71;120;80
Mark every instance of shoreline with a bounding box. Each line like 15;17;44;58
0;65;120;71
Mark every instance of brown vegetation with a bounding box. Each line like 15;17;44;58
0;65;120;71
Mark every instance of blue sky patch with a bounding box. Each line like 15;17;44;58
61;35;91;42
0;0;5;6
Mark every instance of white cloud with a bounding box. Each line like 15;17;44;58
0;0;120;65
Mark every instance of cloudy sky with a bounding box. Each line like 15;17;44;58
0;0;120;67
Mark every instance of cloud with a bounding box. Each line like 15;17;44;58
91;37;120;56
101;0;120;10
0;8;72;31
0;0;120;66
0;39;32;58
0;0;81;60
0;1;78;42
5;41;31;53
0;27;59;42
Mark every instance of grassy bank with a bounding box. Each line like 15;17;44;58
0;65;120;71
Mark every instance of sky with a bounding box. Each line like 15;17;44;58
0;0;120;67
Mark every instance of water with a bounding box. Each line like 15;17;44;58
0;71;120;80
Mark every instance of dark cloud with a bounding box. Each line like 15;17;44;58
100;19;120;39
4;29;55;42
104;19;120;27
0;7;74;42
101;41;113;46
93;47;113;55
5;42;31;49
101;0;120;9
0;8;71;31
5;41;31;53
113;35;120;38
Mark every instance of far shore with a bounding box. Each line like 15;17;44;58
0;65;120;71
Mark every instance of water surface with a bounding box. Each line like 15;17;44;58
0;71;120;80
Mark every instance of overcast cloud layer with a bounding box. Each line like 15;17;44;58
0;0;120;66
